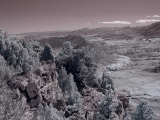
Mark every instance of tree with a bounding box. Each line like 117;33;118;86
0;30;40;74
101;72;114;90
40;43;55;62
58;68;81;106
57;67;83;118
0;55;7;79
22;63;33;74
0;54;6;67
131;101;155;120
33;103;67;120
94;92;119;119
56;42;98;90
0;55;13;80
65;73;81;105
57;66;68;93
61;41;73;56
0;81;26;120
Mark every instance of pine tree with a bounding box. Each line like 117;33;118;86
33;104;67;120
40;43;55;62
61;41;73;56
131;101;155;120
94;92;119;119
57;68;81;106
57;66;68;93
66;73;81;105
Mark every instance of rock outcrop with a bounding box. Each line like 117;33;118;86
7;61;62;108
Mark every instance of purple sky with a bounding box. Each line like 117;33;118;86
0;0;160;33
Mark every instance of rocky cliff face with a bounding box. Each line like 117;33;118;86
7;61;62;107
4;58;130;120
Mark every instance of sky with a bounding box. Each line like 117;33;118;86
0;0;160;33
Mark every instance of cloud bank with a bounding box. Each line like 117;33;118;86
136;19;160;23
153;15;160;18
99;21;131;24
146;15;160;18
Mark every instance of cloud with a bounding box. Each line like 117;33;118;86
146;15;160;18
85;23;90;26
136;19;160;23
153;15;160;18
99;21;131;24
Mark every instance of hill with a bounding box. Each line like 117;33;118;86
39;35;88;49
16;22;160;40
140;22;160;38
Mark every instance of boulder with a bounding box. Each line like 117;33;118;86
34;67;43;76
7;78;19;89
97;88;107;95
109;112;119;120
26;82;39;99
154;66;160;73
19;80;28;91
53;99;66;111
115;101;123;117
29;94;42;108
118;95;129;110
40;84;54;102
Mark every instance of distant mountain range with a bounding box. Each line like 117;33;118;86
17;22;160;41
68;22;160;39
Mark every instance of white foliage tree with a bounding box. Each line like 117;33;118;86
33;103;67;120
0;30;40;74
131;101;155;120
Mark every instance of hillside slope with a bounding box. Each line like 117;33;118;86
39;35;88;49
140;22;160;38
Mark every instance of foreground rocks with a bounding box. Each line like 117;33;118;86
7;61;62;108
6;60;131;120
